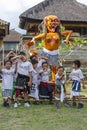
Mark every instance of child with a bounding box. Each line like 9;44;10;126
29;59;39;104
30;55;38;62
39;62;53;104
0;60;17;107
55;66;70;108
37;56;48;71
13;51;33;108
5;51;17;102
67;60;85;108
30;54;48;70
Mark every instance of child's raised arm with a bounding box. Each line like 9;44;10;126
39;70;43;75
14;62;17;74
5;51;16;61
56;73;65;81
11;55;21;61
38;55;48;62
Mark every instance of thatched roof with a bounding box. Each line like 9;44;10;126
0;19;9;37
19;0;87;24
3;29;22;43
0;19;9;25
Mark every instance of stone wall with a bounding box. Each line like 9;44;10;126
59;44;87;78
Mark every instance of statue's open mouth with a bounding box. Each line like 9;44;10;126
50;25;57;32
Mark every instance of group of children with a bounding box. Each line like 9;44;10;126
0;50;86;109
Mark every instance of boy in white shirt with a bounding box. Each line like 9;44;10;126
12;51;33;108
39;62;53;104
5;51;17;102
29;59;39;104
0;60;17;107
55;66;71;108
67;60;85;108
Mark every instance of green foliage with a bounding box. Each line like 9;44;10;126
72;37;87;46
36;40;44;49
60;37;87;53
60;24;65;32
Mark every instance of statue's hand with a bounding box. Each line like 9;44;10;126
24;39;35;49
27;39;35;47
64;40;70;44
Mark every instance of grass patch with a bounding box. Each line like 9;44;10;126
0;83;87;130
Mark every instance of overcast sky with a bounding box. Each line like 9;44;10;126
0;0;87;34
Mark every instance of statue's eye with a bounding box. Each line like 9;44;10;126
49;20;52;22
50;19;57;22
54;19;58;22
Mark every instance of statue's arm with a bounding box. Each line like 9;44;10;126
61;30;72;43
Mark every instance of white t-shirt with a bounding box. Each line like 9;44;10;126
17;59;33;76
69;69;84;82
55;73;65;85
2;68;14;90
40;69;50;82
